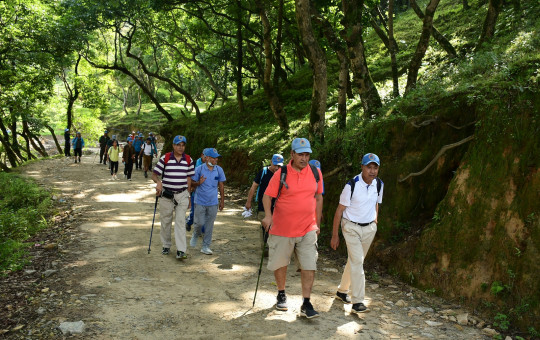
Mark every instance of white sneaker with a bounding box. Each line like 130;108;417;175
190;235;197;248
200;247;213;255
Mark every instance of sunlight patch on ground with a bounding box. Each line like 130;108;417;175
336;321;363;336
95;192;147;203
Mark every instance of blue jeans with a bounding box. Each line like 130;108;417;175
187;193;205;232
193;204;218;248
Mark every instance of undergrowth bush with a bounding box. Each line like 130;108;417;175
0;172;53;274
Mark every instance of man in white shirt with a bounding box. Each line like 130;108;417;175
330;153;384;314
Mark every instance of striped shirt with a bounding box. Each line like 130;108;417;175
153;153;194;191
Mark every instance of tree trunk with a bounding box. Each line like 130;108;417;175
410;0;457;58
311;5;349;130
22;120;47;157
405;0;441;95
341;0;383;117
388;0;400;98
136;88;142;115
255;0;289;132
235;0;245;113
296;0;327;143
476;0;504;49
0;118;20;167
44;123;63;154
273;0;285;91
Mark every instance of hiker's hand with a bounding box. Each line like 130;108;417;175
316;227;320;235
219;200;224;211
188;198;191;209
261;216;272;232
245;201;252;210
155;182;163;196
199;175;206;185
330;235;339;250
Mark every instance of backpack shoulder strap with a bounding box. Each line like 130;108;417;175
348;175;360;200
276;165;288;200
376;177;383;196
184;154;192;166
309;164;320;183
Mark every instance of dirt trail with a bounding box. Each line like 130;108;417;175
13;153;492;339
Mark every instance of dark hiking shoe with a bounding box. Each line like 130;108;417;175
336;292;352;304
276;292;288;311
351;303;368;313
144;171;148;178
300;301;320;319
161;248;170;255
186;223;191;232
176;251;187;260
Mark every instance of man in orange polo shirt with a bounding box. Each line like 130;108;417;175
261;138;323;319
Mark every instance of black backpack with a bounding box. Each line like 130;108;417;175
347;176;382;199
276;164;320;200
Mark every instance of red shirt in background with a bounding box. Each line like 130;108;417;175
264;161;323;237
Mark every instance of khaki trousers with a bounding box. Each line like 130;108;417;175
337;219;377;303
159;190;190;252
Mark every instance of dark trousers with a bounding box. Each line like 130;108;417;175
137;154;143;169
64;142;71;156
74;148;82;158
110;161;119;175
134;153;141;169
125;160;133;179
99;146;107;164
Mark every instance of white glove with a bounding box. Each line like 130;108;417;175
241;207;252;218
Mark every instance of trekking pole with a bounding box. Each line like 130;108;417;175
148;195;159;254
253;225;269;307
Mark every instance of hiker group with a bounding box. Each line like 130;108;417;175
151;133;383;320
96;130;158;180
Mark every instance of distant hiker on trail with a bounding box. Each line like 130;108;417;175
245;153;284;218
152;135;194;260
105;135;117;169
72;132;85;163
244;153;284;256
122;137;136;181
98;130;110;165
190;148;226;255
108;140;120;180
330;153;384;314
64;128;71;157
140;137;157;178
186;150;207;230
149;132;158;165
134;133;144;170
261;138;323;319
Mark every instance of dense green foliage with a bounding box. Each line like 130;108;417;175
0;173;53;274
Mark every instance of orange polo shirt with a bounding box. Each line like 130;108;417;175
264;161;323;237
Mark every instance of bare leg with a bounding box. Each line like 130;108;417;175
301;270;315;298
274;266;287;291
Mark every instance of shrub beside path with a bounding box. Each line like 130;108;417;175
4;155;496;339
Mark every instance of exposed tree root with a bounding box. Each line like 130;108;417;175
399;135;475;182
446;121;477;130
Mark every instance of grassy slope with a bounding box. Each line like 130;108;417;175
107;0;540;333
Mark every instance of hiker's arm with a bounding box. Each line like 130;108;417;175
218;182;225;211
245;182;258;210
315;193;323;235
375;203;379;224
330;204;346;250
152;172;163;196
261;194;273;231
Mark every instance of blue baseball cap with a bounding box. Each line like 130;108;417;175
362;153;380;166
127;137;132;142
204;148;220;158
173;135;186;144
138;133;143;137
272;154;284;166
104;130;108;133
112;135;116;140
309;159;321;169
291;138;312;153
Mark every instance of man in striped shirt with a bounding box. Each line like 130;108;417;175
152;135;194;260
